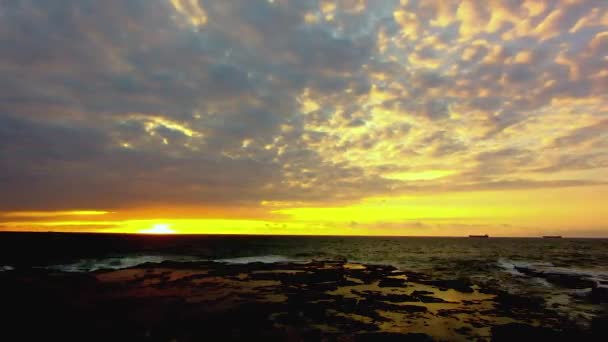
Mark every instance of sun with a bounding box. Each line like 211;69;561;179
138;223;176;234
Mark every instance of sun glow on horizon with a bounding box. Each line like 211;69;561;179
138;223;177;235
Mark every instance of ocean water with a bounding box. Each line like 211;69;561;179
1;233;607;322
1;233;607;274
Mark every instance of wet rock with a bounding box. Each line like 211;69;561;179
352;290;418;303
353;290;449;304
296;269;346;284
470;321;486;328
590;286;608;303
454;326;473;335
347;266;400;285
398;305;428;313
544;273;596;289
514;266;596;289
436;308;474;317
402;271;428;282
421;279;474;293
493;291;545;313
411;290;433;295
250;267;350;288
355;332;434;342
347;297;428;317
2;260;601;341
331;297;392;322
590;315;608;337
378;277;407;287
346;270;382;284
491;323;578;341
411;291;450;303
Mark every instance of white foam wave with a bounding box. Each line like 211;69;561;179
46;254;308;272
496;258;553;276
214;255;305;264
0;265;15;272
46;255;199;272
497;258;608;287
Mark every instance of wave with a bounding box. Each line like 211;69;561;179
43;254;309;272
496;258;553;276
0;265;14;272
45;255;201;272
213;255;306;264
497;258;608;288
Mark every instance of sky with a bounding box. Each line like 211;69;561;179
0;0;607;237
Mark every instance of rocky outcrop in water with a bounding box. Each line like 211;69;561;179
1;260;604;341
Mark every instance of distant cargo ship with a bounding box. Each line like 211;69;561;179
469;234;489;238
542;236;563;239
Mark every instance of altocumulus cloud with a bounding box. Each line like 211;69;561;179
0;0;607;212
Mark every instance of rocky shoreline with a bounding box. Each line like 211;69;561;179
1;260;606;341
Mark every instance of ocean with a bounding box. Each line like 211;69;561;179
2;233;607;272
2;234;607;293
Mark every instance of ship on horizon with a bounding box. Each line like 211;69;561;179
468;234;489;238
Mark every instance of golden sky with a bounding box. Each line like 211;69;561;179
0;0;607;237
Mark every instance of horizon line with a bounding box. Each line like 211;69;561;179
0;231;607;239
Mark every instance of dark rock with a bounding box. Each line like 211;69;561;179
402;271;428;282
347;270;382;284
378;277;407;287
470;321;486;328
352;290;419;303
491;323;578;341
2;259;598;341
353;289;450;304
294;268;346;284
590;315;608;338
436;309;474;317
355;332;434;342
590;286;608;303
398;305;428;313
544;273;596;289
411;291;450;303
347;266;413;285
493;291;545;312
514;266;596;289
422;279;474;293
351;298;428;317
454;326;473;335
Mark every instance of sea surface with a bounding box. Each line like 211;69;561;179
1;232;607;324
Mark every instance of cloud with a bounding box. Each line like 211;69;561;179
551;119;608;148
0;0;607;216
